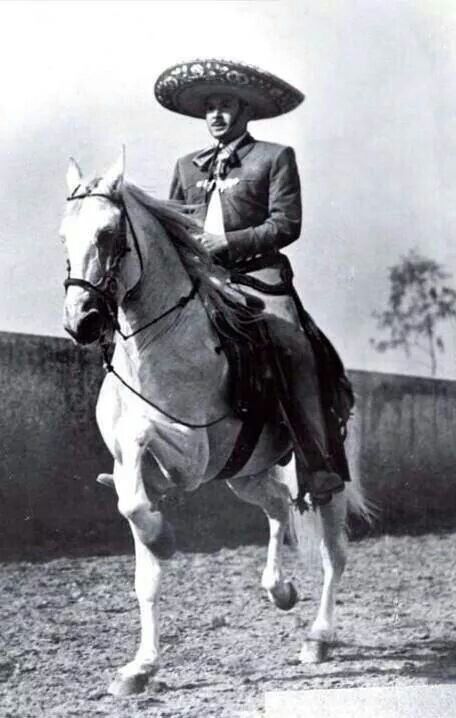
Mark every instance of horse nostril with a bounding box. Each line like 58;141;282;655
77;309;104;345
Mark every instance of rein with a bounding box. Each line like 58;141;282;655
65;186;230;429
101;344;229;428
116;281;200;340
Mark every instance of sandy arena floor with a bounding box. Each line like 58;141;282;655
1;533;456;717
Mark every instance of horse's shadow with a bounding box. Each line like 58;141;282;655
304;638;456;684
146;640;456;694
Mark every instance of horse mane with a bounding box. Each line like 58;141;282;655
123;181;259;336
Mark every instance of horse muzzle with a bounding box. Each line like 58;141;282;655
64;287;109;345
65;308;106;345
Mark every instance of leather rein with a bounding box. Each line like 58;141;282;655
64;187;229;428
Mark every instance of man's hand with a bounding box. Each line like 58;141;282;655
198;232;228;254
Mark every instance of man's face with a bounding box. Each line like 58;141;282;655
205;94;245;142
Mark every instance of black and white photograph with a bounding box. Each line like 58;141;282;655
1;1;456;717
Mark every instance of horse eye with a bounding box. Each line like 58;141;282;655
98;228;115;243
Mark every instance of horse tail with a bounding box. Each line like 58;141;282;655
282;439;376;569
343;419;378;528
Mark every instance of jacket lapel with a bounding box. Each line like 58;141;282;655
233;133;255;163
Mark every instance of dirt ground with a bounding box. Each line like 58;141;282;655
1;532;456;718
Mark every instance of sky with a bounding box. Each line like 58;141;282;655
1;0;456;378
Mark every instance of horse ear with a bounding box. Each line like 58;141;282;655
99;148;125;195
66;158;83;195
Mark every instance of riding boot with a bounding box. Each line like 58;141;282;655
265;317;345;507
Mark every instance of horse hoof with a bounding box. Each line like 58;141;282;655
108;672;148;697
299;639;332;664
97;473;115;490
270;581;298;611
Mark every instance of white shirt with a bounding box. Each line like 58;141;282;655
203;132;248;235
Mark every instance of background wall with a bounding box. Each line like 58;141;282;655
1;331;456;559
352;370;456;530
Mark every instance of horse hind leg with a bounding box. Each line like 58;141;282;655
297;490;348;663
228;468;298;611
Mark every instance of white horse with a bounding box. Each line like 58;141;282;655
60;152;370;697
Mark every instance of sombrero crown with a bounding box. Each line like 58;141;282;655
154;59;304;120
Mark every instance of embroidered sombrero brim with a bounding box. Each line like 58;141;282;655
154;59;304;120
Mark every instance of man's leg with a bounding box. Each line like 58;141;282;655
265;318;345;506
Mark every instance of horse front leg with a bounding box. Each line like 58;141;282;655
299;491;347;663
108;446;175;696
109;525;162;696
262;513;298;611
228;469;298;611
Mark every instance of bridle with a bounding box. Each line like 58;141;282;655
63;185;227;428
64;185;198;340
64;186;143;332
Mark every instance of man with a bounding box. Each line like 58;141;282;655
154;59;351;506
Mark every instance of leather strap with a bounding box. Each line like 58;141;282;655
230;271;289;296
230;253;294;295
231;252;282;275
213;409;266;481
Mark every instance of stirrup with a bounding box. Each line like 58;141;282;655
309;471;345;507
293;472;345;512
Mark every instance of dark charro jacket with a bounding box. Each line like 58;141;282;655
169;133;302;269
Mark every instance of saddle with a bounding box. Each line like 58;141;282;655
209;302;285;481
209;256;354;489
217;312;278;421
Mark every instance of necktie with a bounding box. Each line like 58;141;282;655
193;143;241;176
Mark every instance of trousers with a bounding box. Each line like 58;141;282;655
230;254;348;506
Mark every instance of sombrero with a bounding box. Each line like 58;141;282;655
154;59;304;120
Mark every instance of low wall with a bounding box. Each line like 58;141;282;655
1;331;455;557
351;371;456;532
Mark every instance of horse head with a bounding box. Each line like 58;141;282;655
60;150;140;345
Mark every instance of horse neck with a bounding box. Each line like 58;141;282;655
117;192;194;350
111;189;228;422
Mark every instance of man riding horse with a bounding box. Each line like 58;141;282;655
155;59;352;506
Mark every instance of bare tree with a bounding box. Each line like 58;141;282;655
371;249;456;376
